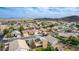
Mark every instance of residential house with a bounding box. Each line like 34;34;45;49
0;25;9;31
22;30;29;37
33;36;48;48
45;35;58;47
9;39;30;51
11;30;21;38
58;32;79;37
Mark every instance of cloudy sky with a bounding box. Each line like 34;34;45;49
0;7;79;18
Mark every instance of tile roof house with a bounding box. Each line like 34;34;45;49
9;39;30;51
32;36;48;48
22;30;29;37
22;30;34;36
45;35;58;47
33;38;42;47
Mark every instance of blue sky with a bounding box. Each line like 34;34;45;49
0;7;79;18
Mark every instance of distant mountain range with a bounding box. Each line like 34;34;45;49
0;15;79;22
34;15;79;22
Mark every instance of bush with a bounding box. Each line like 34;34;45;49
35;47;45;51
35;46;57;51
0;43;4;51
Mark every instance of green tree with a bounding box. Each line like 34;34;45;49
47;24;54;27
56;36;67;44
66;36;79;46
18;26;24;32
0;43;4;51
56;36;79;47
3;29;9;35
3;29;13;38
76;24;79;28
18;26;24;36
6;33;12;38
